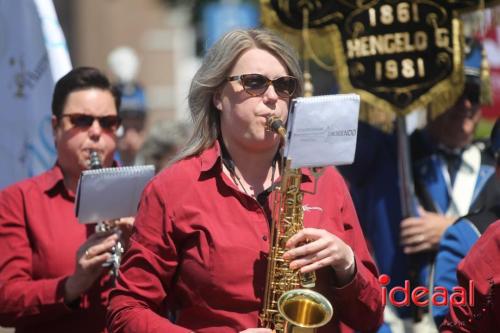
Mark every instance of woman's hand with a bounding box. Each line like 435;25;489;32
64;230;118;302
283;228;356;286
113;216;135;248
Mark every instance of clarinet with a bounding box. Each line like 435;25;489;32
89;150;124;283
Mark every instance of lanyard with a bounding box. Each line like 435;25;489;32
219;139;280;198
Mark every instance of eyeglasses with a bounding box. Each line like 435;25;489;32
227;74;298;98
60;114;121;131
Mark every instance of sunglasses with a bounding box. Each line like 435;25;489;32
60;114;121;130
227;74;298;98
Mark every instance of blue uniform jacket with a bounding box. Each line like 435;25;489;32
432;176;500;327
340;122;495;324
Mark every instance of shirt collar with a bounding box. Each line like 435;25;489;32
198;141;313;183
41;160;120;198
200;141;222;173
42;164;65;191
38;164;72;198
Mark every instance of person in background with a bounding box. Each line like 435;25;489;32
114;83;147;166
137;120;191;173
439;218;500;332
339;39;496;333
0;67;133;333
108;46;148;166
106;28;383;333
432;119;500;326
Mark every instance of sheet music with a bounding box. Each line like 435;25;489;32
284;94;360;168
75;165;155;223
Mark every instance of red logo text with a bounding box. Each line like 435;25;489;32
378;274;474;307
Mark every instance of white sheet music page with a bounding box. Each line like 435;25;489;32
75;165;155;223
284;94;360;168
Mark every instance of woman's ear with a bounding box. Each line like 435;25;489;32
51;115;59;132
51;115;59;146
213;90;223;112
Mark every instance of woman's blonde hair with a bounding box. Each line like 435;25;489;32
171;28;303;164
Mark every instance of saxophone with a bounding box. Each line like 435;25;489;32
89;150;124;282
259;117;333;333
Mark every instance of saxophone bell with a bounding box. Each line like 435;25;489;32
278;289;333;333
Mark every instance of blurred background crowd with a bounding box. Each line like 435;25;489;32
2;0;499;190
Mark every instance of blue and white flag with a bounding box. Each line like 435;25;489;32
0;0;71;189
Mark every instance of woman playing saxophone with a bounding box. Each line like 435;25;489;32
107;28;383;333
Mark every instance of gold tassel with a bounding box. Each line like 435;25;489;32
303;70;314;97
358;102;396;133
480;47;493;106
477;0;492;106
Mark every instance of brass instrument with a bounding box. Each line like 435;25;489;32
88;150;124;282
260;117;333;333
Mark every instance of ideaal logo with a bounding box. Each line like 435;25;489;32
379;274;474;307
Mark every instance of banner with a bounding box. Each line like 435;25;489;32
0;0;71;189
261;0;500;118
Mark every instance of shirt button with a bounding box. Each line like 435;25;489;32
262;235;268;241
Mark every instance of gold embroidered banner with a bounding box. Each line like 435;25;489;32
261;0;500;120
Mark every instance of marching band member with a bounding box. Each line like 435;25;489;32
340;39;495;333
106;29;383;333
0;67;133;333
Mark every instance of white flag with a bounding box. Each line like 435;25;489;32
0;0;71;189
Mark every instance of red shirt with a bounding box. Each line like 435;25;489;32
0;165;112;333
107;143;383;333
440;220;500;333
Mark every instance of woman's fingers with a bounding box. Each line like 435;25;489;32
289;248;332;271
286;228;323;248
284;237;328;260
283;228;354;279
81;234;117;263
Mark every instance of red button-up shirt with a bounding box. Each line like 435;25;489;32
107;143;383;333
440;220;500;333
0;165;113;333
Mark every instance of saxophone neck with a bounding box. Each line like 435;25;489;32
266;116;286;142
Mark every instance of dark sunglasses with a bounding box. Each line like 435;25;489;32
227;74;298;98
60;114;121;130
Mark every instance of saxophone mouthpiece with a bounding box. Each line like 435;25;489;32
89;150;102;170
266;115;286;141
